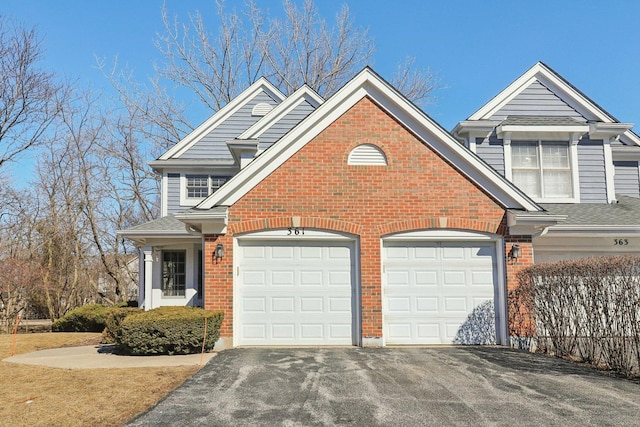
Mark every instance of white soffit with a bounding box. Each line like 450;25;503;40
158;78;285;160
197;67;542;212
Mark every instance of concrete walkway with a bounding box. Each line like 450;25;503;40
3;344;216;369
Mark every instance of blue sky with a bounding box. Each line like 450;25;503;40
2;0;640;134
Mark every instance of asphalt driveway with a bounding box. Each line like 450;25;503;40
127;347;640;426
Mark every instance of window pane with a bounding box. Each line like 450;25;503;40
187;175;208;198
542;144;569;168
511;143;538;168
210;177;228;192
162;250;186;296
513;170;541;197
543;170;572;198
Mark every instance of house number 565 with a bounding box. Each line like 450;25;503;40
287;227;305;235
614;238;629;246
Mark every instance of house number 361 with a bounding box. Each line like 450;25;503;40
614;238;629;246
287;227;305;235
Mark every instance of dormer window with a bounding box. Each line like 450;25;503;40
181;174;231;206
512;141;572;199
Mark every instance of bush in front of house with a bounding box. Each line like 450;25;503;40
509;255;640;378
115;306;224;356
102;307;143;343
52;304;110;332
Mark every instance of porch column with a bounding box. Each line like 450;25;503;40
143;247;154;311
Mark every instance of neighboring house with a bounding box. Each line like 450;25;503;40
120;63;640;349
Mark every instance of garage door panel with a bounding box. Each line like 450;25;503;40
272;271;295;286
415;271;437;286
272;246;294;259
272;324;295;339
328;297;351;312
387;297;411;312
243;324;267;340
271;297;294;313
443;297;468;312
387;270;410;286
243;297;266;312
471;271;493;286
416;297;438;312
237;239;355;346
300;270;323;286
244;271;266;286
328;271;350;286
441;246;465;259
443;271;465;286
384;240;498;345
300;297;323;312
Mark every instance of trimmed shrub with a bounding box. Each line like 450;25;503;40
102;307;142;343
116;307;224;356
52;304;109;332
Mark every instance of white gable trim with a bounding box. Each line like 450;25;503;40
197;68;541;212
158;78;285;160
238;85;324;140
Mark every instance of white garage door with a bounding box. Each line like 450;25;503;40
383;240;498;345
236;239;356;346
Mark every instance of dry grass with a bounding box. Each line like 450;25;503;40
0;333;200;426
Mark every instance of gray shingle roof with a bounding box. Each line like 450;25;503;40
501;116;585;126
123;214;187;233
541;196;640;226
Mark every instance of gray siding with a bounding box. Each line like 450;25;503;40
181;91;279;160
166;173;182;214
578;139;607;203
490;80;586;121
475;136;505;175
614;160;640;197
258;100;316;150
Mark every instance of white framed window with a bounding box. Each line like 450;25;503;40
510;140;578;202
180;174;231;206
186;175;209;198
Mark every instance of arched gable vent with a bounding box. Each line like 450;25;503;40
252;102;274;116
348;144;387;166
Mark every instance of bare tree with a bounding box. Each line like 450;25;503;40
100;0;438;154
0;16;64;170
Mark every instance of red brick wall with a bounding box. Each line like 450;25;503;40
204;96;532;340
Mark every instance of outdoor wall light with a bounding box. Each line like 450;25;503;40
508;244;520;261
214;243;224;260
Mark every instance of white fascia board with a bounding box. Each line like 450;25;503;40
620;131;640;147
158;78;285;160
498;124;590;135
468;62;618;125
507;211;567;227
542;225;640;237
238;85;324;140
452;120;501;136
174;208;228;235
199;68;542;212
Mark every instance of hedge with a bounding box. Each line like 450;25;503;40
102;307;143;343
51;301;139;333
115;306;224;356
509;255;640;377
52;304;110;332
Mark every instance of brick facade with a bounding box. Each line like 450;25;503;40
204;96;533;341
